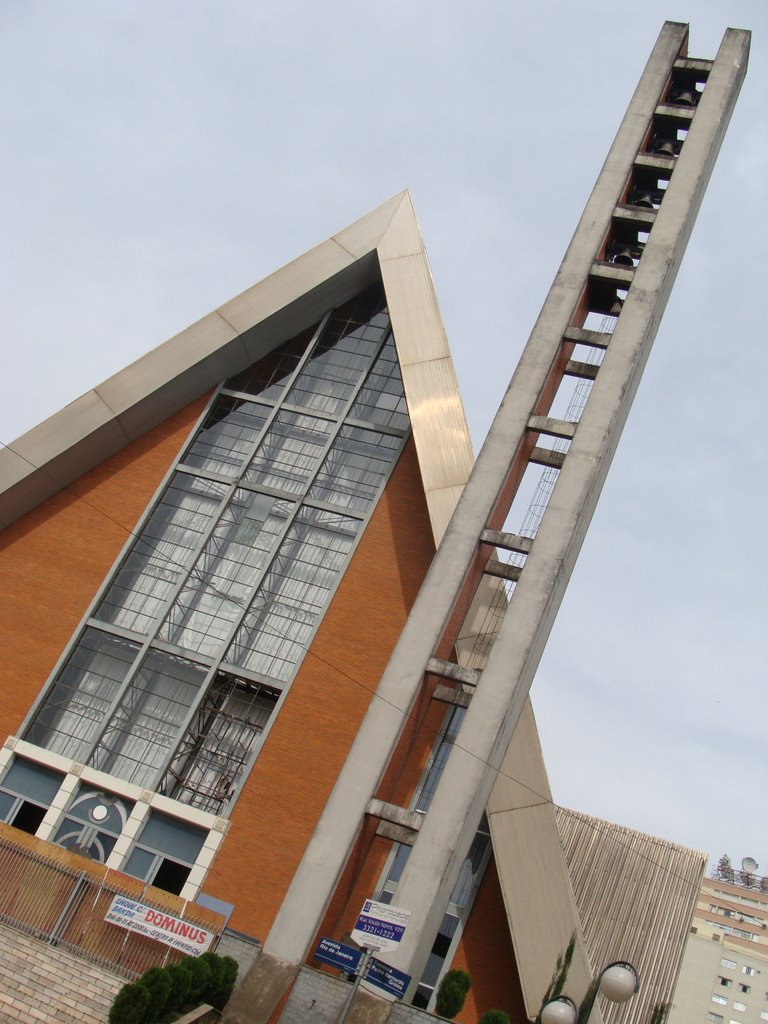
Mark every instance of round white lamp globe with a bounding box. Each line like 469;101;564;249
540;998;578;1024
599;964;639;1003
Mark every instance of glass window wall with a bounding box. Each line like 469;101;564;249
24;284;410;818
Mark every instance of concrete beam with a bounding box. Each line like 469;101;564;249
561;326;612;350
480;528;533;553
432;683;473;709
425;658;480;688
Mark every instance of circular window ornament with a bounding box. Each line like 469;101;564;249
90;804;109;822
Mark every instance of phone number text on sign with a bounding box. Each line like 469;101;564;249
350;899;411;952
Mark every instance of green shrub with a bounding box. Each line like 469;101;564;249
109;982;150;1024
165;962;192;1013
110;952;238;1023
478;1012;511;1024
435;968;471;1019
184;956;213;1004
207;955;239;1010
199;951;223;999
136;967;172;1024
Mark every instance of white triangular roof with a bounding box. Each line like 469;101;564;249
0;190;473;540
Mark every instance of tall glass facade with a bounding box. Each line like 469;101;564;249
23;285;410;816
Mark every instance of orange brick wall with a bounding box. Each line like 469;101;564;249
0;397;210;733
204;438;437;938
320;694;452;949
0;403;529;1019
0;398;441;944
451;855;528;1024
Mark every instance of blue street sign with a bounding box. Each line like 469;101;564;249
314;936;363;973
364;957;412;999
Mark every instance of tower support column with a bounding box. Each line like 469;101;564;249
222;22;749;1024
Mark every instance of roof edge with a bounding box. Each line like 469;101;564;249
0;191;443;530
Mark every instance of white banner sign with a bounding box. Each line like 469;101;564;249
351;899;411;952
104;896;214;956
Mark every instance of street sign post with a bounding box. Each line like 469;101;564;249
338;948;372;1024
338;898;413;1022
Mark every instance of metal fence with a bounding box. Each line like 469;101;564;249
0;830;224;979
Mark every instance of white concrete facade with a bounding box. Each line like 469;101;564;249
670;876;768;1024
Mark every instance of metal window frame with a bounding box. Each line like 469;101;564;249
22;288;413;819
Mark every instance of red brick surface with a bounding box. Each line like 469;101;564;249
0;397;209;735
205;438;437;938
0;406;526;1020
452;856;528;1024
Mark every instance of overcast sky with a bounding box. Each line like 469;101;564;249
2;2;766;886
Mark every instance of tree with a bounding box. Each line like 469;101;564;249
435;969;472;1019
109;953;239;1023
541;932;575;1008
108;983;150;1024
479;1012;511;1024
650;1002;670;1024
135;968;171;1024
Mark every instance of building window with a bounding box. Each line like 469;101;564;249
123;811;207;895
719;978;733;988
709;921;753;941
733;1003;747;1013
743;967;758;976
712;996;728;1006
0;758;64;835
759;1012;768;1021
739;985;751;994
53;784;134;862
25;629;139;761
21;285;410;819
708;1014;723;1023
162;676;278;813
411;913;461;1009
722;960;738;970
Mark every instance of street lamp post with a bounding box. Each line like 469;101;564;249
539;962;640;1024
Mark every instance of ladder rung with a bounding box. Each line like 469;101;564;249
590;261;635;286
633;153;675;176
367;798;423;832
529;447;566;469
527;415;576;440
655;103;696;122
433;683;473;709
563;326;611;350
613;202;658;229
484;559;522;583
674;57;713;75
426;657;480;688
564;359;599;381
480;529;532;554
376;821;418;845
